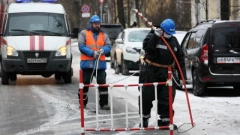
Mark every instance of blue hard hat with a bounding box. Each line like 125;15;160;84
160;19;176;35
90;15;101;23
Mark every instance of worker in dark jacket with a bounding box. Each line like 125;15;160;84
138;19;187;129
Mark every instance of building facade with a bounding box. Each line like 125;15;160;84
191;0;240;27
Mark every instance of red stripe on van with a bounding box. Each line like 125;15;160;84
1;37;7;45
42;36;44;50
39;36;44;50
66;38;71;46
38;36;41;50
30;36;34;50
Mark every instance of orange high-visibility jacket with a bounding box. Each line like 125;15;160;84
80;30;106;61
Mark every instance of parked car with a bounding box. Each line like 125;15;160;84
101;23;124;57
110;28;151;75
180;20;240;96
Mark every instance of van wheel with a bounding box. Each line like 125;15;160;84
233;84;240;90
55;73;62;80
9;73;17;81
1;67;9;85
121;58;129;75
192;69;206;96
63;68;72;84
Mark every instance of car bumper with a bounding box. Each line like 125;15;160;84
2;51;71;74
198;63;240;83
124;59;140;70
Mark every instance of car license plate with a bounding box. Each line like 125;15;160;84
27;58;47;63
217;57;240;63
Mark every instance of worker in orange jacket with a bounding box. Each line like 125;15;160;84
78;15;111;110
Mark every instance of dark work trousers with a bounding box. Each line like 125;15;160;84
138;64;176;120
78;68;108;107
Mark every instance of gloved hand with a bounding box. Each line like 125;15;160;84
97;49;104;54
93;51;100;59
154;29;163;37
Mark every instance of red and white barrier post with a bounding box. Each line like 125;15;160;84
79;70;85;135
168;67;174;135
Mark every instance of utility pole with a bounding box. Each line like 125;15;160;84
206;0;208;20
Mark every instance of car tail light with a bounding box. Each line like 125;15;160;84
202;77;210;81
200;44;208;62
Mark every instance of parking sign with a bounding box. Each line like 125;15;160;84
99;0;104;4
81;4;90;13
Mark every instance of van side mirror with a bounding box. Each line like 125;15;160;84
71;27;79;38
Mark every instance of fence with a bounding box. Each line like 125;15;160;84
79;67;190;135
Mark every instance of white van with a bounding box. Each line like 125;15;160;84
0;0;73;84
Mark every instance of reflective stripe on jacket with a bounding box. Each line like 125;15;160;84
81;30;106;61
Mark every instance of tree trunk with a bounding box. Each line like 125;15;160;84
117;0;126;28
127;0;131;27
135;0;140;27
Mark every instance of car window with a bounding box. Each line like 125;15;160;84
182;33;191;49
116;32;122;39
187;32;197;49
212;27;240;48
195;29;206;44
128;30;149;42
101;25;123;40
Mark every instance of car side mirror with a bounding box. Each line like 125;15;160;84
0;33;3;36
71;27;79;38
183;49;188;56
115;38;123;44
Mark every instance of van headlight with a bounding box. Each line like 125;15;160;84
55;46;67;56
7;46;18;56
126;46;137;54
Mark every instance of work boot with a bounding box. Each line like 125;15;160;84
158;120;177;130
139;118;149;128
100;105;110;110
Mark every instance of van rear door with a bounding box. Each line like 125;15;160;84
209;22;240;74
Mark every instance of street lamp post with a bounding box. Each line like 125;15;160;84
99;0;104;22
206;0;208;20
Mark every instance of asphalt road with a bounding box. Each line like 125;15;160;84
1;41;240;135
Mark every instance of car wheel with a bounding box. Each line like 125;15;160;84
121;57;129;75
63;68;72;84
110;56;114;69
192;69;206;96
114;59;120;74
55;73;62;80
9;73;17;81
1;65;9;85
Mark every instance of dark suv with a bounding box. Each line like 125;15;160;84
181;20;240;96
101;23;123;57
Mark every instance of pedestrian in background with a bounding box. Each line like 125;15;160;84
131;21;138;28
138;19;187;129
78;15;111;110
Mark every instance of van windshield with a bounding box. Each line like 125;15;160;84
212;27;240;48
5;13;68;36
